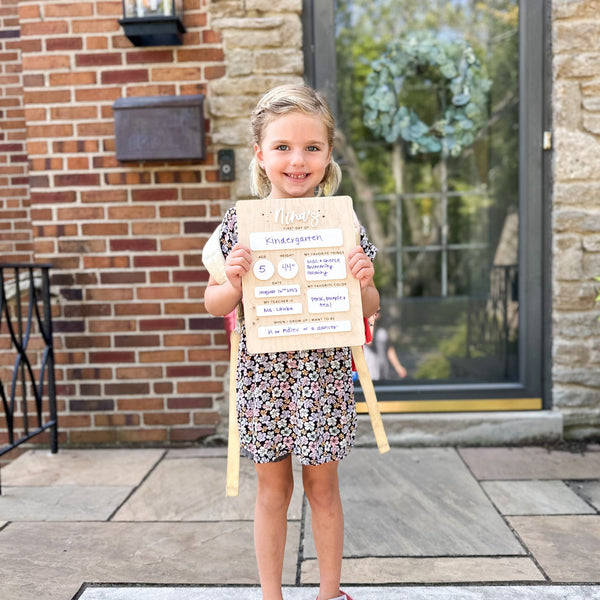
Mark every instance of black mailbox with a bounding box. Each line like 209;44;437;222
113;94;205;162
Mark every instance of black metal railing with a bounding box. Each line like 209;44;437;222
465;264;519;380
0;263;58;493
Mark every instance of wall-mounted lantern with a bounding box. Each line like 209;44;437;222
119;0;186;46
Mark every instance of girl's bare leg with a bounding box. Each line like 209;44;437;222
302;461;344;600
254;455;294;600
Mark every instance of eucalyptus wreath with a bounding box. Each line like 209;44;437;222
363;31;491;156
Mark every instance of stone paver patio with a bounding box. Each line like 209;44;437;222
1;445;599;599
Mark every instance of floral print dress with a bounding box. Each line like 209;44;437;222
219;207;377;465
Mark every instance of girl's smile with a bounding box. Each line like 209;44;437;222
254;111;332;199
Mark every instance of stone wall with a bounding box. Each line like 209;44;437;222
4;0;600;447
208;0;303;202
552;0;600;438
205;0;303;430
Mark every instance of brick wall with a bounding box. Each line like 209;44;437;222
552;0;600;438
0;0;303;448
16;0;230;446
0;0;34;263
3;0;600;446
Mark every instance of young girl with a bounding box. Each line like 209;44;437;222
204;84;379;600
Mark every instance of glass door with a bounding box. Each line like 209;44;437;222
304;0;546;410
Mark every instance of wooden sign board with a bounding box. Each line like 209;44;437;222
236;195;366;354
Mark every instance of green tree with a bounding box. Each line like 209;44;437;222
335;0;518;300
334;0;520;381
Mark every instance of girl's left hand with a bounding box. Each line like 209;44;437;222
348;246;374;288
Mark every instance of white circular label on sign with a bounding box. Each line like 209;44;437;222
277;258;298;279
253;259;274;281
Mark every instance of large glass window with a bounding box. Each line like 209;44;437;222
304;0;547;409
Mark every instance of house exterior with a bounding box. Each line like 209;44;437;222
0;0;598;449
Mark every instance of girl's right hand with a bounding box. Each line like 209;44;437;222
225;243;252;291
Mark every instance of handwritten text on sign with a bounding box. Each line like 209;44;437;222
249;228;343;251
236;196;366;354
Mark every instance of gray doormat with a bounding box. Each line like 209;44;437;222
76;585;600;600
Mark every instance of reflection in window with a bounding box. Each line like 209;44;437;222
335;0;519;383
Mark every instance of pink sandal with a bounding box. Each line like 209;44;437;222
316;593;354;600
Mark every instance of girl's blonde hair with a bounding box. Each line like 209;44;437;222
249;84;342;198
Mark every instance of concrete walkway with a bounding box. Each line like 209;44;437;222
1;445;600;600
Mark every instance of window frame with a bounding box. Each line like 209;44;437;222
303;0;550;407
